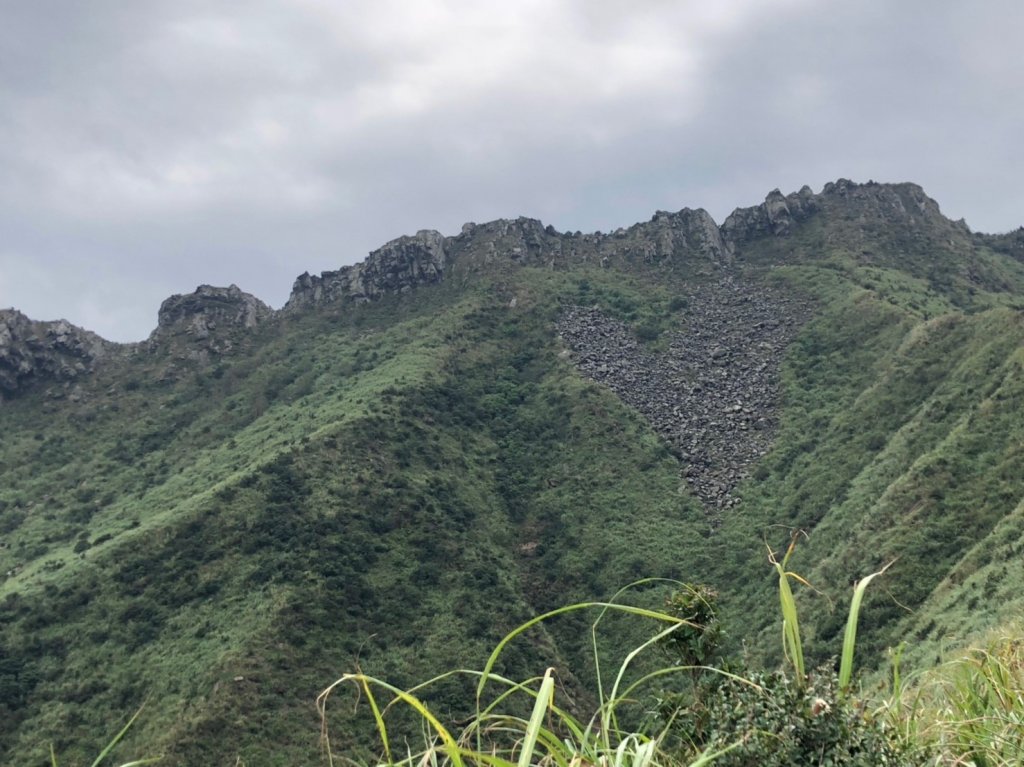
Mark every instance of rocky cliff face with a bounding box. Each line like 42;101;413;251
0;310;113;399
282;180;971;314
816;178;946;223
150;284;272;355
721;185;820;243
447;208;731;271
309;181;972;311
286;207;733;310
721;179;959;247
287;229;447;309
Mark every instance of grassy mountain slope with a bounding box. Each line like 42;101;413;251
1;180;1023;763
1;270;706;764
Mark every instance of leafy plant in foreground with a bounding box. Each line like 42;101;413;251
317;596;750;767
658;535;916;765
319;542;925;767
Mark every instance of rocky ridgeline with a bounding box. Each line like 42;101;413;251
447;208;730;269
287;230;447;309
285;208;733;312
1;180;961;397
150;284;272;357
814;178;946;223
283;179;949;314
556;278;812;514
0;309;113;400
722;186;820;242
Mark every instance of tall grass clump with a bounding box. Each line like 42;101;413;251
895;622;1024;765
321;539;925;766
317;595;749;767
655;535;913;766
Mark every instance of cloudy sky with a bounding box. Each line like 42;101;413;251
1;0;1022;341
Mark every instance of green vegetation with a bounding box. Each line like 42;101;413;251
319;541;933;766
324;543;1024;767
2;191;1024;762
901;621;1024;764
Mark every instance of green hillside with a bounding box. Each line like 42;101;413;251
1;180;1023;764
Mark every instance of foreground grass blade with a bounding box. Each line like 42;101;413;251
769;538;806;683
687;739;744;767
48;704;161;767
518;668;555;767
321;673;465;767
361;675;392;765
476;601;688;709
839;560;895;691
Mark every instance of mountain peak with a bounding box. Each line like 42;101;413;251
286;229;447;310
0;309;113;398
720;179;957;247
151;284;272;353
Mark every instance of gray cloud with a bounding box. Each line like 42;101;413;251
1;0;1021;341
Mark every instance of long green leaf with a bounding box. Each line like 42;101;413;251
476;602;686;707
88;704;157;767
686;738;744;766
518;668;555;767
839;560;895;690
774;559;805;682
329;673;465;767
362;676;393;764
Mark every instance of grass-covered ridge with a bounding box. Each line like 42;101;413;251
2;183;1024;762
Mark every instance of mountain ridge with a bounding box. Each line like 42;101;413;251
0;179;984;400
2;175;1024;763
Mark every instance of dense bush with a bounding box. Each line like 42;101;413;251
665;666;916;766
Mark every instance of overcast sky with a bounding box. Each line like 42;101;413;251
1;0;1022;341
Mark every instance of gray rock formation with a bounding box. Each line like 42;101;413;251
721;185;819;243
606;208;731;266
721;179;957;249
286;207;734;310
150;284;271;354
4;178;977;397
287;229;447;309
0;309;113;399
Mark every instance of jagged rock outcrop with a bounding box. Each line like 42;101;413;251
0;310;113;399
448;217;558;266
819;178;945;222
150;284;271;355
557;277;811;515
721;185;819;243
721;179;961;248
5;179;984;388
287;229;447;309
602;207;731;266
287;208;734;309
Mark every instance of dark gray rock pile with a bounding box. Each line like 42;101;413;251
556;277;811;515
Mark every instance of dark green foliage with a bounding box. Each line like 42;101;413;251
660;585;724;668
668;666;918;766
